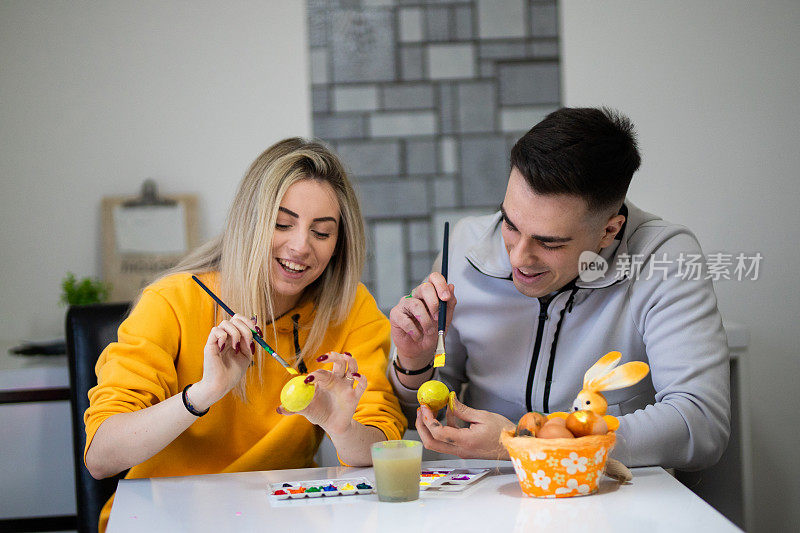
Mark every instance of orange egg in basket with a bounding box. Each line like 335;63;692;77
501;429;615;498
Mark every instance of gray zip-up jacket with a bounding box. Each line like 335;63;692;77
391;200;730;471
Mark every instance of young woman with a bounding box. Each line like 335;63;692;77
84;138;406;531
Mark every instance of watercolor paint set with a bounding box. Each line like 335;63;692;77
268;468;492;503
419;468;491;491
269;477;374;500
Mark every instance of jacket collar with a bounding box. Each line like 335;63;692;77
465;199;661;289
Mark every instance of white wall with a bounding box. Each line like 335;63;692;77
561;1;800;531
0;1;310;340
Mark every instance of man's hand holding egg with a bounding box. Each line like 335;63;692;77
415;385;515;460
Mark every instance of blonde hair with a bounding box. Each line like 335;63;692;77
159;138;365;394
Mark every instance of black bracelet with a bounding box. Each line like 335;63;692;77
182;384;210;417
393;358;434;376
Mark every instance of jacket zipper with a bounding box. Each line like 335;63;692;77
524;283;578;413
542;287;579;413
525;303;549;412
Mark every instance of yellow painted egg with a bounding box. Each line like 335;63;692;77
417;380;450;412
280;375;316;412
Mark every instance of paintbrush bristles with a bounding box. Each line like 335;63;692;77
433;333;446;368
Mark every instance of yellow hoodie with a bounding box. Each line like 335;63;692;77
85;272;406;531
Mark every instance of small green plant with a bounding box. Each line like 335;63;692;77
60;272;111;306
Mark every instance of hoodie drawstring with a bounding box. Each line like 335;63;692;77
292;314;307;374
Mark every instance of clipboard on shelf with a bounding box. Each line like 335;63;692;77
102;179;200;301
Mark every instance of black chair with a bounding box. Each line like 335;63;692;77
66;302;131;533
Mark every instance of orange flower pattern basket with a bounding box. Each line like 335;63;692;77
501;429;616;498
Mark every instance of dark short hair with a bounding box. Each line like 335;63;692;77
509;107;641;214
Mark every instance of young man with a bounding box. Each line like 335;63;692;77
388;107;730;470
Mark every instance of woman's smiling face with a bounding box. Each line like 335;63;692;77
270;179;340;310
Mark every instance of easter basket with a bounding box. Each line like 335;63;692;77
501;429;616;498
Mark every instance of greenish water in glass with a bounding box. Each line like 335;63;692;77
371;440;422;502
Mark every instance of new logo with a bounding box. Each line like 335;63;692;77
578;251;608;282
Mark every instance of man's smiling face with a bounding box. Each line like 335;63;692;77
501;167;623;298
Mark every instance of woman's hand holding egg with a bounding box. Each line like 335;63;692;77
277;351;366;436
280;376;316;412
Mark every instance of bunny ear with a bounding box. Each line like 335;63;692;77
583;351;622;388
588;361;650;392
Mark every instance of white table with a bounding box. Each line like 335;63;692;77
107;460;741;532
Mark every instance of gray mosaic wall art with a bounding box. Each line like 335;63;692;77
307;0;561;311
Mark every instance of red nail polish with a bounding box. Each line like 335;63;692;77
304;375;315;384
316;354;328;362
235;342;240;353
345;352;352;357
250;342;255;353
255;325;263;337
351;372;361;378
